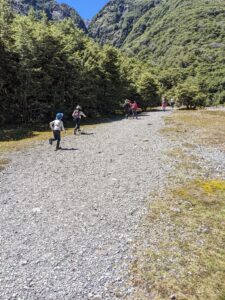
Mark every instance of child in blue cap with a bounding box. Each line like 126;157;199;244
49;113;66;150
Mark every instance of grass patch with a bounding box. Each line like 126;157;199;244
0;158;11;171
131;179;225;300
161;110;225;150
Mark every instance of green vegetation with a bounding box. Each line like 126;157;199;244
1;0;225;124
89;0;225;106
0;0;160;125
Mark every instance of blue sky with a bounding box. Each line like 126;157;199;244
59;0;109;19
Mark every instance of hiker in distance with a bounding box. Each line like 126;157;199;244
72;105;86;135
122;99;132;119
161;96;167;112
170;97;175;110
131;100;139;119
49;113;66;151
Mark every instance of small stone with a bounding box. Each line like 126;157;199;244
20;260;28;266
170;207;181;213
171;295;176;300
92;295;102;300
32;207;41;213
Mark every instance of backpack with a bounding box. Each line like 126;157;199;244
72;109;80;119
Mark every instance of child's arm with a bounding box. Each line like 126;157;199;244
61;122;66;132
49;121;54;130
81;111;86;118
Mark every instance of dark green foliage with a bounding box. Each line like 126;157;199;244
89;0;225;105
0;0;159;125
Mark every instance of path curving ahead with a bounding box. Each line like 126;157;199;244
0;112;172;300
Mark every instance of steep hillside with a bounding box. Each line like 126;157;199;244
89;0;225;103
11;0;87;32
122;0;225;64
88;0;161;47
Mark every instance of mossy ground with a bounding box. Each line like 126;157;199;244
130;110;225;300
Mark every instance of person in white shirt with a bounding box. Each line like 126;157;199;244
72;105;86;135
49;113;66;150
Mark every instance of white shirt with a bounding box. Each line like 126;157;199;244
50;120;65;131
72;110;86;119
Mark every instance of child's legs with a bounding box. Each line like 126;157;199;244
54;130;61;148
74;118;81;129
76;118;81;131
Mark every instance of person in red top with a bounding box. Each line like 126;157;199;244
131;101;139;119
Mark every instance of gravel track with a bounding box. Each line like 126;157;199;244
0;112;173;300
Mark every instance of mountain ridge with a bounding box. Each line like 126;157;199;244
88;0;225;103
10;0;87;32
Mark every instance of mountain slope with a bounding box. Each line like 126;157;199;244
89;0;225;102
11;0;87;32
88;0;161;47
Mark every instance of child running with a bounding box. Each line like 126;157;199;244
161;96;167;112
49;113;66;151
72;105;86;135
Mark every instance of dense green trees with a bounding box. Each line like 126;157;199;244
2;0;223;125
0;0;160;125
89;0;225;107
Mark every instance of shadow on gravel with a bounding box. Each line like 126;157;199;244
60;148;78;151
80;132;95;135
0;128;36;141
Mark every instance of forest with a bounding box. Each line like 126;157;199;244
0;0;162;125
1;0;225;125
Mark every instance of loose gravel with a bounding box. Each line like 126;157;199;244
0;112;175;300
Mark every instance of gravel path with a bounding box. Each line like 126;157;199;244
0;112;174;300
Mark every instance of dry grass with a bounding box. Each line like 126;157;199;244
131;179;225;300
0;158;11;171
161;110;225;150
